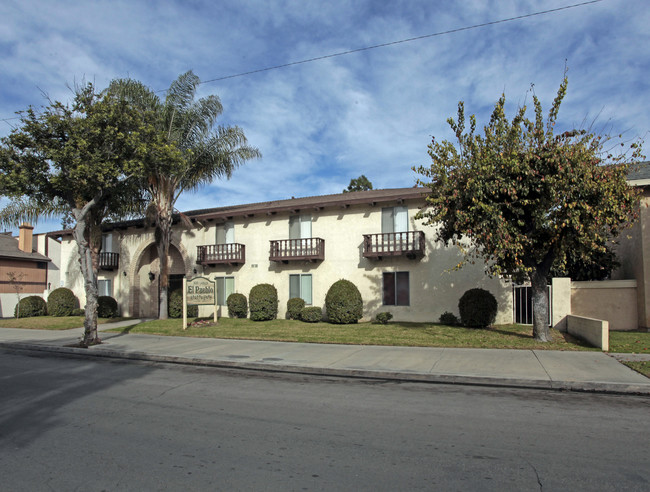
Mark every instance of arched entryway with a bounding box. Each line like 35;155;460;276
132;242;189;318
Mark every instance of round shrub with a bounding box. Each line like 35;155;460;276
98;296;118;318
227;293;248;318
168;289;198;319
374;311;393;325
325;279;363;324
286;297;306;320
47;287;78;317
439;311;460;326
300;306;323;323
458;288;498;328
72;308;85;316
14;296;47;318
249;283;278;321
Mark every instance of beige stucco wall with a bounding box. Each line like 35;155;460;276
612;189;650;329
571;280;638;331
60;199;513;323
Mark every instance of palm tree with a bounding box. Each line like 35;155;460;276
109;71;261;318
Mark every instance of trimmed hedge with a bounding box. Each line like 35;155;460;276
458;288;498;328
300;306;323;323
439;311;460;326
286;297;306;320
325;279;363;324
168;289;198;318
47;287;78;317
249;283;278;321
98;296;118;318
14;296;47;318
374;311;393;325
227;293;248;318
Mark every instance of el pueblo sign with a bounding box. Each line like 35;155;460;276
182;277;217;329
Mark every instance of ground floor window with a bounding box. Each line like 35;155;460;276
98;279;112;297
215;276;234;305
289;274;312;305
383;272;409;306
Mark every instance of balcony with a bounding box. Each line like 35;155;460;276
270;238;325;263
99;252;120;270
363;231;425;260
197;243;246;266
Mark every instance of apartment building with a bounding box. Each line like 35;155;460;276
52;187;513;323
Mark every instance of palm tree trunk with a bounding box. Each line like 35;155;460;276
156;212;172;320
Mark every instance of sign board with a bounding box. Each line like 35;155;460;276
183;277;218;330
186;277;216;305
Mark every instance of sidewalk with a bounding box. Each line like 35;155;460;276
1;320;649;395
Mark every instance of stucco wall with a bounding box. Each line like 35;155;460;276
60;199;513;323
571;280;638;331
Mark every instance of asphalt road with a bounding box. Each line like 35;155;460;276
1;350;649;491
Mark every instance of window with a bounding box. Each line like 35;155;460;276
382;206;408;234
383;272;409;306
101;234;113;253
98;279;112;297
289;214;312;239
215;276;235;305
289;274;312;305
216;221;234;244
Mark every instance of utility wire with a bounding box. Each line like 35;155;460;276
1;0;603;122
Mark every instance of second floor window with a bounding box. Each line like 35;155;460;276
216;221;234;244
101;233;114;253
289;214;311;239
382;206;408;234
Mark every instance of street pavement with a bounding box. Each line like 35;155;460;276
1;319;649;395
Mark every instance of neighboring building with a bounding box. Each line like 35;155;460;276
0;223;61;317
50;188;514;323
610;161;650;330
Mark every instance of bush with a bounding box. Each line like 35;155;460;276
227;293;248;318
439;311;460;326
325;279;363;324
300;306;323;323
249;283;278;321
286;297;306;320
47;287;78;317
72;308;85;316
458;288;498;328
98;296;118;318
374;311;393;325
14;296;47;318
168;289;198;318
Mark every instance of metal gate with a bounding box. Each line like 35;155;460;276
513;285;552;325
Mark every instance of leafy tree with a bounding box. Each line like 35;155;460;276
414;77;641;341
108;71;261;319
0;84;167;345
343;175;373;193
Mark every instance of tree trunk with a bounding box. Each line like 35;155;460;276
72;204;100;347
530;267;550;342
156;212;172;320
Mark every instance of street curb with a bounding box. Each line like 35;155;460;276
3;341;650;396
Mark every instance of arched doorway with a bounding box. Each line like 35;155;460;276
134;243;187;318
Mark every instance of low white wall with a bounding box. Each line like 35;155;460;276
571;280;638;331
567;315;609;351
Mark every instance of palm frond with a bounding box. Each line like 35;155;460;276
0;196;68;228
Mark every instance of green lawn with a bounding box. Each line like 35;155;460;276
608;330;650;354
619;361;650;378
0;316;128;330
106;317;597;351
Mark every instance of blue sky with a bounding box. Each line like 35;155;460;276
1;0;648;234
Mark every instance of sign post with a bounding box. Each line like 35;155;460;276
183;276;217;330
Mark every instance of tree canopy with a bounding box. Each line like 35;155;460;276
414;76;641;341
0;84;170;345
108;71;261;318
344;175;373;193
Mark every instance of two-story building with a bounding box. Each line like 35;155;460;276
51;187;514;323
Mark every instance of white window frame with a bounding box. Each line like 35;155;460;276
215;276;235;305
98;279;113;297
289;274;312;305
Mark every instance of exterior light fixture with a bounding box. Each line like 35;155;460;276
148;271;155;281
